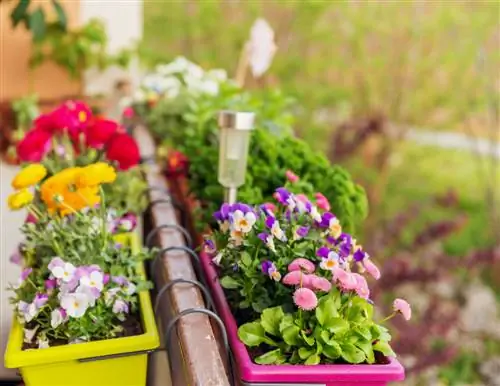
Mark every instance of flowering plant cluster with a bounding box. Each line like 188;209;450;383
14;100;146;215
204;174;410;365
123;56;230;119
7;163;152;348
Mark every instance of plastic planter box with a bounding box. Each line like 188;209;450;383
200;251;405;386
4;232;159;386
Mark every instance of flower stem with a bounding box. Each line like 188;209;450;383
379;312;397;324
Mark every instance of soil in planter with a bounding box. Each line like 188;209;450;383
22;312;143;350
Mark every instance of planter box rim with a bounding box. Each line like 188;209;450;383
200;251;405;383
4;232;159;369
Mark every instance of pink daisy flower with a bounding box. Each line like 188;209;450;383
285;170;299;183
393;298;411;321
310;276;332;292
288;258;315;274
293;288;318;311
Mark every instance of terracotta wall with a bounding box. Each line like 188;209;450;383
0;0;81;103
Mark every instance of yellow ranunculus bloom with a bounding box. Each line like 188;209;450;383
12;164;48;190
8;189;34;210
76;163;117;188
41;167;101;216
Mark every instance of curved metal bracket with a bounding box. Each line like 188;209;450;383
140;155;156;165
152;246;200;278
154;278;214;314
146;224;192;248
164;308;234;385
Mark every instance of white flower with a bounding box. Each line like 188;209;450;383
80;271;104;292
206;69;227;82
328;218;342;238
37;337;50;349
24;326;39;343
61;293;90;318
119;219;133;232
52;262;76;283
248;18;277;77
309;206;322;222
229;229;244;246
133;89;146;102
112;299;129;314
76;285;97;307
263;235;276;252
232;210;256;233
104;288;120;305
125;282;136;296
219;221;230;233
50;309;65;328
24;302;38;323
320;252;340;271
156;56;202;77
212;253;223;266
270;221;286;242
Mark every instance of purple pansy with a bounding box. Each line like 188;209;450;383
45;279;57;290
213;203;231;222
112;275;128;286
48;257;64;271
203;239;216;255
320;212;335;228
9;250;22;265
112;299;129;314
21;268;32;281
295;226;310;239
103;274;110;285
353;249;367;262
274;187;292;205
265;216;276;229
261;260;273;274
316;246;330;259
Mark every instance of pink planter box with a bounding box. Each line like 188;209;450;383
200;251;405;385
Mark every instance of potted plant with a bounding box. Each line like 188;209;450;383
201;184;408;384
4;163;159;385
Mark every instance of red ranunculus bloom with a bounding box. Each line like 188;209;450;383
106;133;140;170
35;100;93;142
16;128;52;162
165;150;189;177
86;118;119;149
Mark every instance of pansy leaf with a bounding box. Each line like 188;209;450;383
238;322;267;347
340;342;366;364
301;330;315;346
240;252;252;267
298;347;315;360
304;353;321;365
373;341;396;357
261;307;284;337
324;317;349;335
220;276;240;289
255;348;282;365
282;325;301;346
323;340;342;359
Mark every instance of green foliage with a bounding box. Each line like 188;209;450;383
30;18;133;79
238;292;394;365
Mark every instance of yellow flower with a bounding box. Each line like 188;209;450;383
41;167;100;216
12;164;48;190
76;163;117;188
8;189;34;210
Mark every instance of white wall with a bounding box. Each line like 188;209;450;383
80;0;144;97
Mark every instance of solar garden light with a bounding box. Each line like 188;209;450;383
217;110;255;204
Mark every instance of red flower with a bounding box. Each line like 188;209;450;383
165;150;189;177
106;133;140;170
16;128;52;162
35;100;93;142
86;119;119;149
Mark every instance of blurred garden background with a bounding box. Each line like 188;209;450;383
1;0;499;385
140;2;499;384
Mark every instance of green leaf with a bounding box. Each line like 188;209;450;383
282;325;301;346
298;347;315;360
323;340;342;359
320;330;330;343
10;0;30;28
29;7;46;42
220;276;240;289
354;326;372;341
301;330;315;346
315;296;339;325
261;307;284;337
304;353;321;365
371;324;392;341
279;314;294;333
346;297;372;322
240;252;252;267
51;0;67;30
340;342;366;364
255;348;282;365
356;341;375;364
324;317;349;335
238;322;267;347
373;341;396;357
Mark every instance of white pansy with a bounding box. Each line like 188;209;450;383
80;271;104;292
232;210;257;233
248;18;277;77
271;221;286;242
104;288;120;305
51;262;76;283
309;206;322;222
37;337;50;349
212;253;223;266
125;282;136;296
61;293;90;318
50;309;65;328
25;302;38;323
